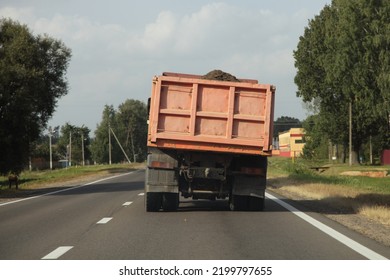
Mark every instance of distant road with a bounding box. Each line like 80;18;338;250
0;170;388;260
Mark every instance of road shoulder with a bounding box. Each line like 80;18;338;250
268;179;390;248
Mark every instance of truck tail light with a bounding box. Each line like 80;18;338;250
240;167;266;176
149;161;175;169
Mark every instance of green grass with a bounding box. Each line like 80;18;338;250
268;157;390;194
269;157;390;230
3;157;389;195
0;163;144;191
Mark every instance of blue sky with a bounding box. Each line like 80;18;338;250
0;1;330;133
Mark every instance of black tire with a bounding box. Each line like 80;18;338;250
249;196;265;211
229;195;246;211
162;193;179;211
145;192;162;212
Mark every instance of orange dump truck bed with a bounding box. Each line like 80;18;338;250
147;72;275;155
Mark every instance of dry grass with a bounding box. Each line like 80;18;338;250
359;206;390;226
267;157;390;246
269;176;390;226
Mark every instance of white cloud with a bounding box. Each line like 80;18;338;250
122;3;278;58
0;6;35;22
173;3;234;53
140;11;176;51
0;3;298;69
0;2;329;129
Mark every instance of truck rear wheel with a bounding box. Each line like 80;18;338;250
249;196;265;211
162;193;179;211
145;192;162;212
229;195;246;211
229;195;264;211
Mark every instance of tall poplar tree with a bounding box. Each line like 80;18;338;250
294;0;390;161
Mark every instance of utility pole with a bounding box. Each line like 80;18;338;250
110;127;131;163
349;101;352;166
369;135;373;165
49;133;53;169
81;132;85;166
108;122;112;165
130;129;136;163
49;126;55;170
69;132;72;167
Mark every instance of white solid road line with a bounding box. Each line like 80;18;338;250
42;246;73;260
0;171;136;207
122;201;133;206
97;217;113;224
265;192;388;260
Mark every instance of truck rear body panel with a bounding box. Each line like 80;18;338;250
147;73;275;155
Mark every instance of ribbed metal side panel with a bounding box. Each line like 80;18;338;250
146;167;177;187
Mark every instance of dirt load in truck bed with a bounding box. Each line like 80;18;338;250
202;69;241;82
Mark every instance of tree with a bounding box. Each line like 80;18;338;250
91;100;148;164
91;105;116;164
301;114;334;160
294;0;390;162
116;99;148;162
57;123;91;166
0;18;71;174
29;126;60;169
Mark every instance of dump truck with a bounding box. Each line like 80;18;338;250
145;71;275;211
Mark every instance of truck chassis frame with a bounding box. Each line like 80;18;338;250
145;147;267;211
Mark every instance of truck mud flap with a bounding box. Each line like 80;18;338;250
231;174;266;198
145;147;179;193
145;148;180;211
229;174;266;211
145;167;178;193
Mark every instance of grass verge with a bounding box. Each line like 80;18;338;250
268;157;390;225
0;163;145;191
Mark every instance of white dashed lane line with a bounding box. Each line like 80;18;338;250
138;193;145;196
96;217;113;224
41;199;137;259
0;172;135;207
42;246;73;260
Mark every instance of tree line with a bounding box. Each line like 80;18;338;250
32;99;148;169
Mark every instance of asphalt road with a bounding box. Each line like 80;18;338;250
0;170;389;260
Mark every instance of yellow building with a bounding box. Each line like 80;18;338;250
278;128;305;157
